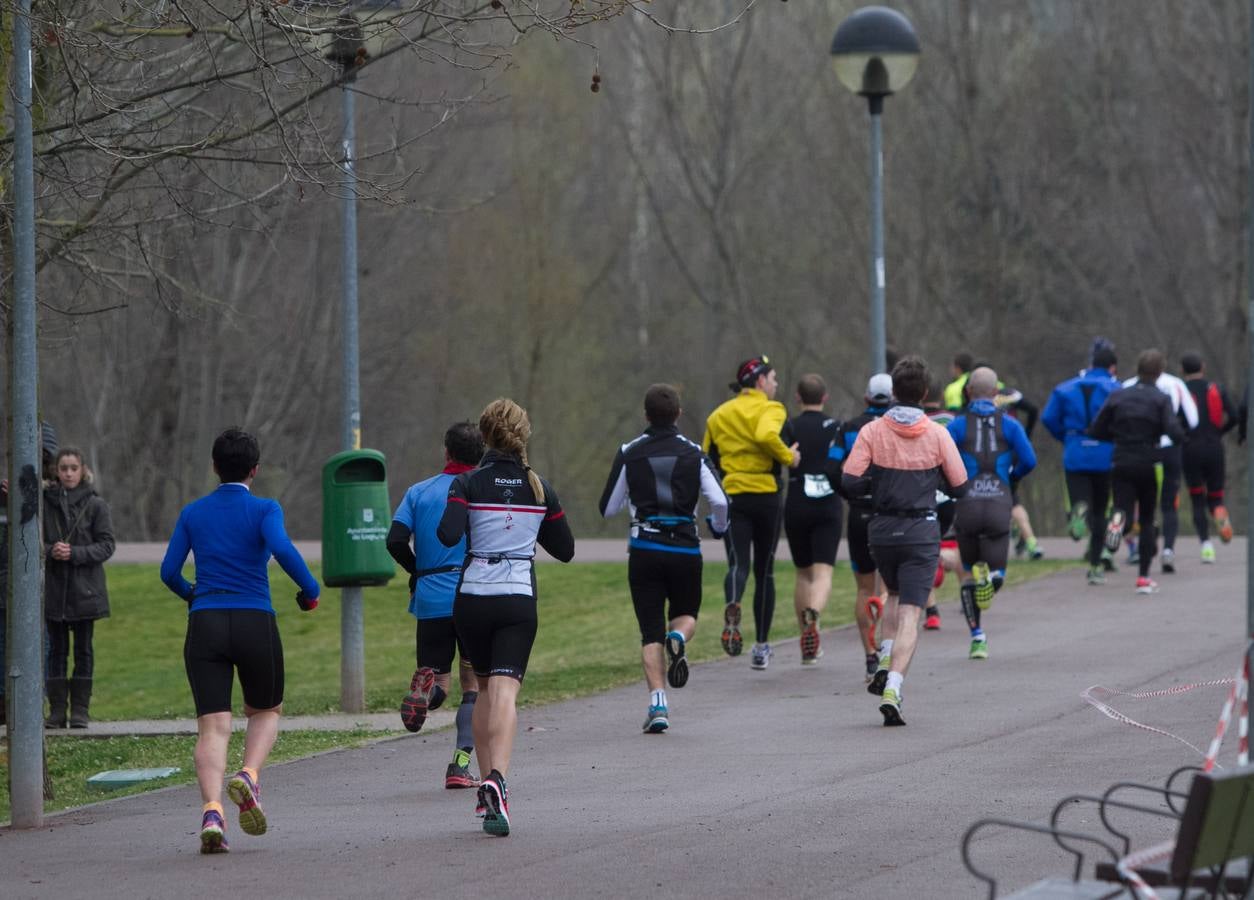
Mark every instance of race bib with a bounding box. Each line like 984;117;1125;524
803;473;834;499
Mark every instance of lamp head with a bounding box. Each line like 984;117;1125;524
831;6;920;99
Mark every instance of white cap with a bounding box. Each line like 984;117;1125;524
865;373;893;404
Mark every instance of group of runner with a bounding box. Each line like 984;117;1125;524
157;339;1239;850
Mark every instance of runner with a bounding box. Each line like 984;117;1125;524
1088;350;1186;594
702;356;800;671
1041;343;1122;585
159;428;321;854
387;422;485;789
437;398;575;836
1121;361;1197;574
599;384;729;731
831;374;893;679
1180;352;1238;562
780;374;842;665
947;368;1037;660
841;356;969;726
943;352;974;411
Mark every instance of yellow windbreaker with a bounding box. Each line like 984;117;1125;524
702;388;792;495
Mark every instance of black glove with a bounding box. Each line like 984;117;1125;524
295;590;319;612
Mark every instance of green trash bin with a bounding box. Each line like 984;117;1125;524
322;449;395;587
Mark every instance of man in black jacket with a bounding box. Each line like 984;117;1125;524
1088;349;1186;594
600;384;729;733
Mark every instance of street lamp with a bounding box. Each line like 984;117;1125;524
830;6;920;378
297;1;393;712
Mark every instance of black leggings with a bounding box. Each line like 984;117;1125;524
1184;441;1226;541
1159;446;1182;551
1065;470;1112;566
47;620;94;681
723;492;782;644
1112;463;1158;577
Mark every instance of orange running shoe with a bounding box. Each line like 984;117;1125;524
1214;505;1233;543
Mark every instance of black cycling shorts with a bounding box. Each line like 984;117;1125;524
453;593;537;682
416;616;470;674
953;498;1012;572
846;506;876;574
628;548;702;645
184;609;284;716
784;499;842;569
869;542;939;608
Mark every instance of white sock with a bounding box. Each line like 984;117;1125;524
886;672;904;694
879;638;894;659
651;689;667;709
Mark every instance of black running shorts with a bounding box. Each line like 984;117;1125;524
953;498;1012;572
453;593;538;682
846;506;876;574
869;542;940;608
416;616;470;675
628;548;702;645
184;609;284;716
784;499;842;569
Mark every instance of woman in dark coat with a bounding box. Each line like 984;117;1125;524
43;447;115;728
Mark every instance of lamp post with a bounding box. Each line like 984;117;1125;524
830;6;920;377
308;3;390;712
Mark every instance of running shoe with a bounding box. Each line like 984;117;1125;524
969;637;988;660
642;704;669;734
879;688;906;727
1161;547;1175;574
1086;567;1105;586
749;643;772;671
972;561;994;610
475;782;507;818
801;647;824;666
1026;539;1044;560
923;607;941;630
665;631;689;688
445;749;479;789
864;653;879;684
1214;505;1233;543
199;808;229;854
1201;540;1217;564
226;769;266;836
867;667;888;696
1067;502;1090;541
480;771;510;836
1135;576;1158;595
1104;511;1126;554
800;608;821;663
1100;549;1117;572
400;666;435;733
721;602;743;656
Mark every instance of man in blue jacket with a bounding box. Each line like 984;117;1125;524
161;428;321;854
1041;343;1122;585
947;368;1036;660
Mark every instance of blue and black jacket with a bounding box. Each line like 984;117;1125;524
1042;368;1122;472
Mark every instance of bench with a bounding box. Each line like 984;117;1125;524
962;766;1254;898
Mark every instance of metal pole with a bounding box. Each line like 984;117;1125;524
339;69;365;713
9;0;44;827
1246;0;1254;674
868;97;886;377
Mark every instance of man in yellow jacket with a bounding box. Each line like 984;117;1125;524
703;356;800;670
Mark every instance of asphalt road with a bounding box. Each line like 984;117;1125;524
3;538;1250;899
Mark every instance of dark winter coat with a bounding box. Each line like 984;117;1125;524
43;482;114;622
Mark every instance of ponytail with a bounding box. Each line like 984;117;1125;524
479;398;546;503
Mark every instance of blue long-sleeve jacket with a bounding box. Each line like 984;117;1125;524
160;483;320;614
948;399;1037;485
1041;368;1122;472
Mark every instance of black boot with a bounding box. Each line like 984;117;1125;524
69;677;92;728
45;677;68;729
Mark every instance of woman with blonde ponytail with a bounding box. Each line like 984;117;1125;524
438;398;574;836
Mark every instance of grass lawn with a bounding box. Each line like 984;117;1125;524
2;554;1080;819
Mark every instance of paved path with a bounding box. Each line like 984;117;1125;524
4;540;1250;899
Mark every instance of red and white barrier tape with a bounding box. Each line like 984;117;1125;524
1115;839;1175;900
1081;644;1250;771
